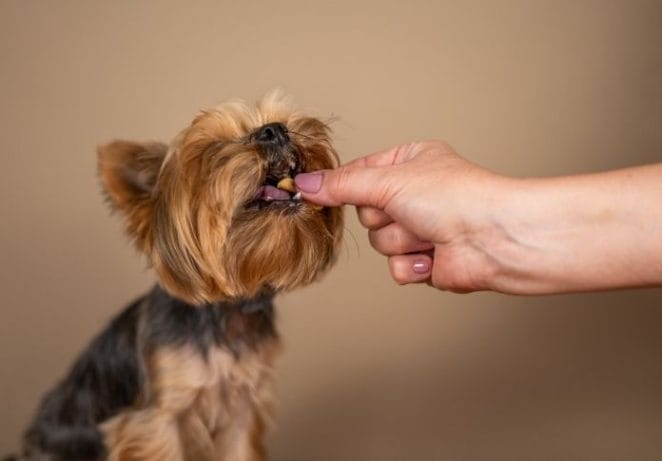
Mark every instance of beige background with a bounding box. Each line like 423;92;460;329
1;1;662;459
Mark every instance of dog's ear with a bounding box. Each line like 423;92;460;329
97;140;167;212
97;140;168;246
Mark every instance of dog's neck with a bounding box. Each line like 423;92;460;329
149;283;275;314
141;284;277;357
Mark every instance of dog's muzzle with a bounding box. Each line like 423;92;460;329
250;123;304;208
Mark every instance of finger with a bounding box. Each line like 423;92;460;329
343;140;453;169
343;142;418;168
356;206;393;230
388;253;433;285
293;143;419;207
368;223;434;256
294;164;395;208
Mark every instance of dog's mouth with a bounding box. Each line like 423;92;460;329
244;125;324;211
247;164;326;211
253;176;302;208
248;172;324;212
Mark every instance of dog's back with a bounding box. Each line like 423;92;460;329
14;296;144;461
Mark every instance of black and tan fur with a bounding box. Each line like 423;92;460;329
9;92;343;461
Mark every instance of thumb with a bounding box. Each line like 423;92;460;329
294;165;394;208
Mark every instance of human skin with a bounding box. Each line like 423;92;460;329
294;140;662;294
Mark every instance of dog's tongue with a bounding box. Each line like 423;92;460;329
259;185;291;201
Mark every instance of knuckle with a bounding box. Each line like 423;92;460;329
333;167;354;196
434;139;452;152
431;271;461;292
389;228;408;255
368;230;381;252
370;225;408;256
357;207;380;229
373;181;394;210
430;260;479;293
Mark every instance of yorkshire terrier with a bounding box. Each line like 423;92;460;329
8;92;343;461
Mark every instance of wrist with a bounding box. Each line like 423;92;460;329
464;176;548;294
437;173;533;294
486;168;662;294
483;176;566;294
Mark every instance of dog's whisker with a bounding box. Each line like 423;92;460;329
343;226;361;259
287;130;315;140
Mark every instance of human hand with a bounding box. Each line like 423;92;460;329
296;139;662;295
294;140;512;292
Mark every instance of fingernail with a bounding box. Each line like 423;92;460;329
413;259;430;274
295;172;323;193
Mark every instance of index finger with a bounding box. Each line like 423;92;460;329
343;142;418;169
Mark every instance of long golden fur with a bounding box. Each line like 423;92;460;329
12;92;342;461
99;92;343;304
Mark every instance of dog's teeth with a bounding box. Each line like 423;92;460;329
293;192;302;200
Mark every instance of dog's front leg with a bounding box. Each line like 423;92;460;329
101;345;217;461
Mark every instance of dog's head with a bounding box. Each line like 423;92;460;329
98;92;343;304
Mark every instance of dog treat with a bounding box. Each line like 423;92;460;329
276;177;296;193
276;176;323;210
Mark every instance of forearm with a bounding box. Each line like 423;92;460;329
489;164;662;294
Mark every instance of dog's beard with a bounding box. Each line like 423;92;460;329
98;92;344;304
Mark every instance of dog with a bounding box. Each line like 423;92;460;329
8;92;344;461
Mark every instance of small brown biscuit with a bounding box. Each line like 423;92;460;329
276;177;296;193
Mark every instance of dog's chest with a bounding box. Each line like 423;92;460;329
101;291;280;461
102;340;278;461
164;343;277;459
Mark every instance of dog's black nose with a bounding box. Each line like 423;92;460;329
254;122;289;146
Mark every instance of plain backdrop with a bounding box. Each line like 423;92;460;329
1;1;661;460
